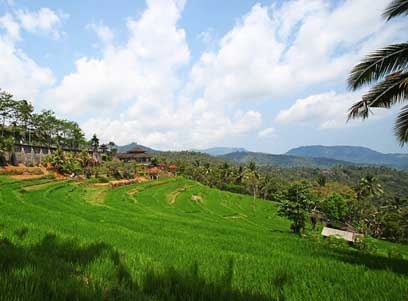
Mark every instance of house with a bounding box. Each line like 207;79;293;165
116;147;151;165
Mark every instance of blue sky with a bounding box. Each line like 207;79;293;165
0;0;407;153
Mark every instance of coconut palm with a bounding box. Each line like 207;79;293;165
348;0;408;145
356;175;384;201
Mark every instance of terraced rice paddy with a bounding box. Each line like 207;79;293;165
0;176;407;300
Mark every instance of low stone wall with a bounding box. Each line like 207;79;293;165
0;144;102;166
15;145;52;166
1;144;53;166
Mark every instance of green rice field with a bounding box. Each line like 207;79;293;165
0;176;407;300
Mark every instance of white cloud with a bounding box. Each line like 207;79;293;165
81;109;262;149
0;8;56;103
8;0;401;150
0;35;55;101
88;23;114;44
275;90;393;130
258;127;276;138
276;91;352;128
45;0;189;115
16;8;67;39
44;0;262;149
0;13;20;41
186;0;407;106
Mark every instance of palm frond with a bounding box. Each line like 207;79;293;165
348;100;370;120
348;72;408;120
363;72;408;108
394;105;408;145
383;0;408;20
348;43;408;90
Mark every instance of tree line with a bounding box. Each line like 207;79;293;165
0;90;86;152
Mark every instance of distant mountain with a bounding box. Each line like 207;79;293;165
117;142;158;153
221;151;353;169
194;147;248;156
286;145;408;169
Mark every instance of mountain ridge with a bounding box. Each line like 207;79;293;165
286;145;408;169
221;151;354;169
192;147;248;156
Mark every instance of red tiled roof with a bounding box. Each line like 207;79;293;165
148;167;159;174
127;147;146;154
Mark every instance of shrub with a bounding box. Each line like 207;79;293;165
46;149;81;175
97;177;110;183
321;236;350;251
353;237;377;254
321;193;349;222
387;247;403;260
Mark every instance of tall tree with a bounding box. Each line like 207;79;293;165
243;161;260;202
90;134;99;151
0;92;15;138
15;100;34;144
279;182;316;234
347;0;408;145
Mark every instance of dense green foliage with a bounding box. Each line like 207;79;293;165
1;176;408;300
278;183;316;233
0;90;86;149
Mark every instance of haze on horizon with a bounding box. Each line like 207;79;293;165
1;0;407;153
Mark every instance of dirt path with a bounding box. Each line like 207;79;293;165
22;180;65;191
191;195;203;203
167;185;195;204
10;174;45;180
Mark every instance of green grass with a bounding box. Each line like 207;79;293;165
0;176;408;300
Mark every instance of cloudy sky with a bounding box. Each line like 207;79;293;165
0;0;407;153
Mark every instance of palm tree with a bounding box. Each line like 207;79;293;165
90;134;99;151
356;175;384;201
348;0;408;145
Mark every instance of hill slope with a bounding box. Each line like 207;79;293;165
1;176;407;300
287;145;408;169
193;147;247;156
221;151;353;168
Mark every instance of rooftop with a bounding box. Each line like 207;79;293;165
127;147;146;154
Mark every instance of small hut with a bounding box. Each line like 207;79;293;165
169;164;177;175
148;167;159;180
116;147;151;165
321;226;363;243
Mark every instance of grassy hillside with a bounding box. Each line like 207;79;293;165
1;176;408;300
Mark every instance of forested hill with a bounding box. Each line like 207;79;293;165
220;151;353;168
192;147;248;156
287;145;408;169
